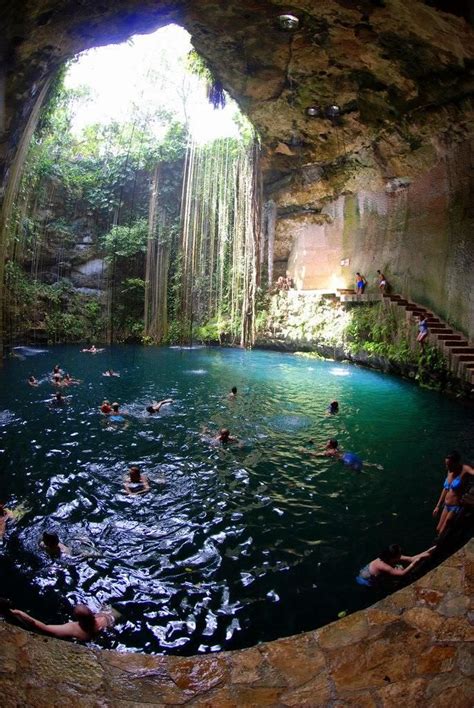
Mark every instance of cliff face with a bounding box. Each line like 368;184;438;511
1;0;473;340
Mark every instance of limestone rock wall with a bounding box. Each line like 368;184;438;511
1;0;473;346
274;131;474;336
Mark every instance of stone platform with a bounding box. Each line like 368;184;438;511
1;540;473;707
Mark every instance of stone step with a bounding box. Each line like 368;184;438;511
449;347;474;354
429;327;449;333
456;354;474;362
436;334;462;341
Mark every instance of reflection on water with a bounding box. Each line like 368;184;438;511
0;345;473;655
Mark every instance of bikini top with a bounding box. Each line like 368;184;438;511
444;475;462;491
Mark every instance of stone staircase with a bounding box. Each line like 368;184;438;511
334;288;474;387
383;293;474;387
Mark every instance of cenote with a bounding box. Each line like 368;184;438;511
1;345;473;655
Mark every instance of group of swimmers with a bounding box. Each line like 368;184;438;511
1;360;472;642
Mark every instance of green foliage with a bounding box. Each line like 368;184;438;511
101;220;148;259
345;304;416;364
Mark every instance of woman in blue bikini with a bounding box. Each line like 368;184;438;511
433;451;473;535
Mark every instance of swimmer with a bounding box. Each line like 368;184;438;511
50;391;68;407
327;400;339;414
215;428;238;444
63;373;80;385
40;531;70;558
299;438;340;458
433;451;474;535
228;386;238;399
52;364;63;375
0;503;14;539
356;544;435;586
100;400;112;415
108;402;128;422
51;372;64;386
124;466;150;495
146;399;173;415
103;369;120;377
28;375;39;387
299;439;382;470
8;603;114;641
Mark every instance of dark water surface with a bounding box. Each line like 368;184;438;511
0;345;473;654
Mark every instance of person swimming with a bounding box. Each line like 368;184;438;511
356;544;435;586
228;386;238;399
108;402;127;423
28;375;39;387
50;391;67;407
300;439;381;470
0;503;14;539
7;603;114;641
40;531;70;558
146;399;173;415
103;369;120;377
100;400;112;415
124;466;150;495
214;428;238;444
327;400;339;414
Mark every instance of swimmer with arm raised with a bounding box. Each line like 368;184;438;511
8;604;113;641
146;399;173;415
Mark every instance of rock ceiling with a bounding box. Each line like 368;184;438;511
1;1;473;206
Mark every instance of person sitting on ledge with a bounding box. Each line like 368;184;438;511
7;603;114;641
146;399;173;415
356;544;435;587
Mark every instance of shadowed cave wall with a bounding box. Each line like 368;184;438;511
1;0;473;342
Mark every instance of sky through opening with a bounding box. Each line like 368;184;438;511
64;24;241;144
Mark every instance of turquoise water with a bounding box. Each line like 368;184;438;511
0;345;473;654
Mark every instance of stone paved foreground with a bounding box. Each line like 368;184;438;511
1;540;473;706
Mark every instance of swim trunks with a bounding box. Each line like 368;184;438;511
342;452;363;471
